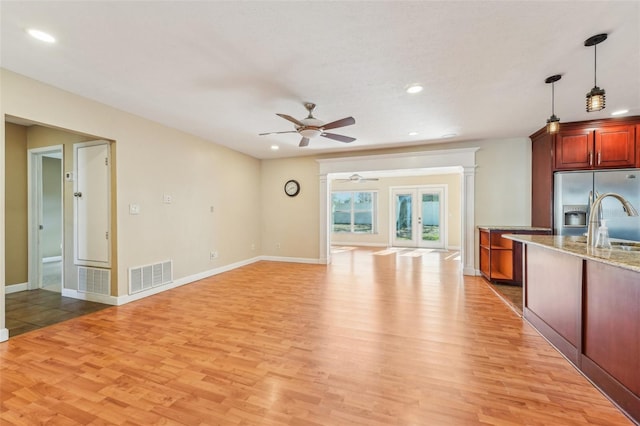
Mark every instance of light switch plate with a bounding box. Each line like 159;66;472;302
129;204;140;215
163;194;172;204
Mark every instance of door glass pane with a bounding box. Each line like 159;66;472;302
421;193;440;241
332;192;352;233
395;194;412;240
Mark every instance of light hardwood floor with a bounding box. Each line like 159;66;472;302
0;248;632;425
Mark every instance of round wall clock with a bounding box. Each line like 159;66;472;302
284;179;300;197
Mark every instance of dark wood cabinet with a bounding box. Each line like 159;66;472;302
478;228;550;285
531;131;554;228
555;125;635;170
555;128;594;169
521;243;640;423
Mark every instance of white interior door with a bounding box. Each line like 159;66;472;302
74;141;110;267
28;146;64;291
392;186;446;249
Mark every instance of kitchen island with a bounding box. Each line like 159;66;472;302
505;234;640;424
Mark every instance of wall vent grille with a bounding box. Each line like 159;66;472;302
129;260;173;295
78;267;110;295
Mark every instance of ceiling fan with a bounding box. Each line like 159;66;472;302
259;102;356;147
336;173;379;183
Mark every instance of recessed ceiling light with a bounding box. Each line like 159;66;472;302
270;145;279;151
611;109;629;116
408;131;418;136
406;84;423;94
27;28;56;43
441;133;457;139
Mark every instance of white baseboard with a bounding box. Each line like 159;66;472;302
0;328;8;342
463;266;478;276
5;282;29;294
259;255;321;264
62;288;119;305
115;256;264;305
331;242;387;248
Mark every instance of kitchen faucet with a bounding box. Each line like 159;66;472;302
586;192;639;246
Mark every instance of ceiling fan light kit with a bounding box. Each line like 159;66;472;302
584;33;607;112
260;102;356;147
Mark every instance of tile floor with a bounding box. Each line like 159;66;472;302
5;289;111;337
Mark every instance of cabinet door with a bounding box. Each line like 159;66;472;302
555;129;594;170
595;125;636;168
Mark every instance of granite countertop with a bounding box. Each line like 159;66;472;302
477;226;552;232
504;234;640;273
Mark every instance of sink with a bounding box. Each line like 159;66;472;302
611;241;640;251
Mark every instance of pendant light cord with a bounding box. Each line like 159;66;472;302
593;44;597;87
551;82;555;115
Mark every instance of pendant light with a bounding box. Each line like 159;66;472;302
545;74;561;134
584;33;607;112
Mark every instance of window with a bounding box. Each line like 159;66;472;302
332;191;377;233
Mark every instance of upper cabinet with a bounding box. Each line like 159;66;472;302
555;124;636;170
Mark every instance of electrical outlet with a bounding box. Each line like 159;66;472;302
276;243;281;250
210;251;218;260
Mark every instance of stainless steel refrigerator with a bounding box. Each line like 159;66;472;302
554;169;640;240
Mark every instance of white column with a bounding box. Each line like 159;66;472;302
462;166;477;275
318;173;330;265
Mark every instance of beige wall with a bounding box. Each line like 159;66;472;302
331;173;462;248
1;69;262;300
260;138;532;263
4;123;28;285
260;156;319;259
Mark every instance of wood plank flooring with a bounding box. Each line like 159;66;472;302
0;248;632;425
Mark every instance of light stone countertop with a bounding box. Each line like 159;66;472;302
504;234;640;273
477;226;552;232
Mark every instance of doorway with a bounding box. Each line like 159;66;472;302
391;186;446;249
28;146;64;293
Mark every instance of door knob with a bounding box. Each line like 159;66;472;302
74;192;82;197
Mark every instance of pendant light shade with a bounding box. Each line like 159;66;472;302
584;33;607;112
545;74;561;134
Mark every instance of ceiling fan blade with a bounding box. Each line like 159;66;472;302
321;132;356;143
258;130;298;136
276;113;304;126
299;137;310;147
322;116;355;130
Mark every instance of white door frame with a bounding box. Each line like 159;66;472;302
27;145;64;291
390;185;447;249
317;148;478;275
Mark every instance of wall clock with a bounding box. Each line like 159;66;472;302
284;179;300;197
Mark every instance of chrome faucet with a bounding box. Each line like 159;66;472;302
586;192;639;246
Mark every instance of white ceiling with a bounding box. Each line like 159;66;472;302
1;1;639;160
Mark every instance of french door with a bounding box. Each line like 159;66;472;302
391;186;445;248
